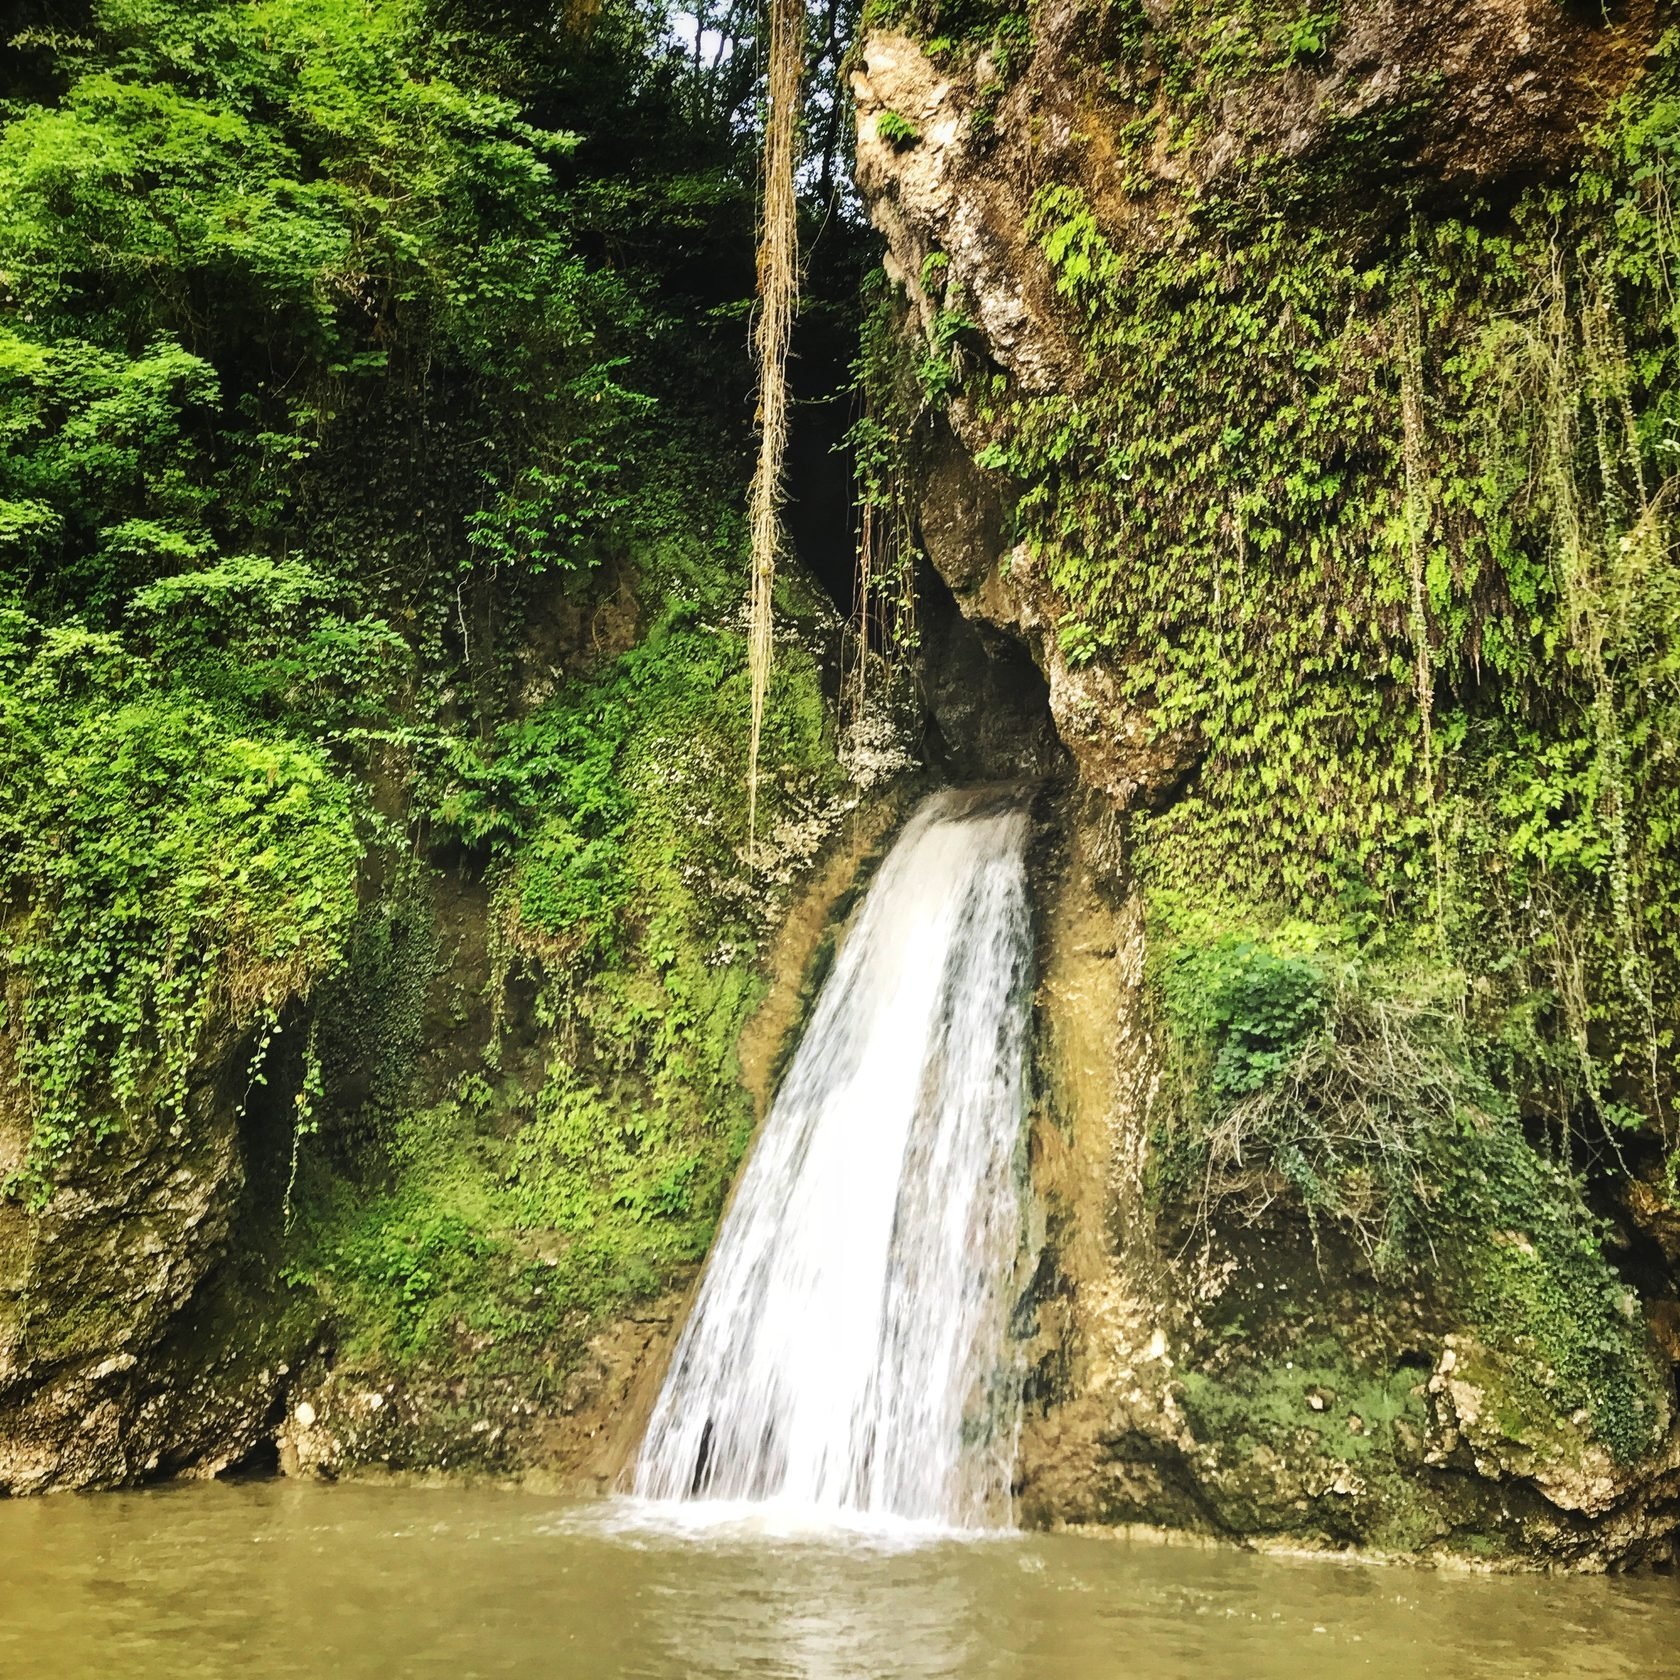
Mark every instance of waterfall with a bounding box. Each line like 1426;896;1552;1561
635;787;1034;1529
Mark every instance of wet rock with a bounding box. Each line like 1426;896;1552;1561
1008;808;1680;1565
0;1018;308;1493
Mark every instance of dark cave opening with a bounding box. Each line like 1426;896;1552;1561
913;557;1066;787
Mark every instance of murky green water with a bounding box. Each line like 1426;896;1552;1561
1;1482;1676;1679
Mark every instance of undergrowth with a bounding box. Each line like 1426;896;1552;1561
0;607;363;1194
286;512;850;1385
1149;910;1666;1463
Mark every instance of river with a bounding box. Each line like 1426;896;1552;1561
2;1482;1676;1678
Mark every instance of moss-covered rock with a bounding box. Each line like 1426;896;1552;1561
0;618;363;1492
860;0;1680;1567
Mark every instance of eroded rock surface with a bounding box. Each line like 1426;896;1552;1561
0;1025;299;1492
858;1;1680;1566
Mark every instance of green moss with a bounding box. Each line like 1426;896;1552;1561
1181;1346;1425;1465
1441;1130;1668;1465
964;50;1680;1127
291;1085;590;1384
1177;1337;1440;1550
1151;906;1668;1464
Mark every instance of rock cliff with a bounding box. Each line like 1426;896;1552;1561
855;0;1680;1566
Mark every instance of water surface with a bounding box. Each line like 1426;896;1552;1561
2;1483;1676;1679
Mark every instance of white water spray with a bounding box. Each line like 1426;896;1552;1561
635;788;1034;1529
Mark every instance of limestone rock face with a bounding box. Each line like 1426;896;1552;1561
855;2;1680;1566
853;4;1658;798
0;1026;296;1492
855;1;1658;336
854;28;1077;402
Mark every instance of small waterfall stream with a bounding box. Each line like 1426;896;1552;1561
635;788;1035;1529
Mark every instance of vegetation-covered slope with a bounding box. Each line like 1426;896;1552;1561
0;0;871;1486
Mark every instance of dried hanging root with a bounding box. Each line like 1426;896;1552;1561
746;0;803;853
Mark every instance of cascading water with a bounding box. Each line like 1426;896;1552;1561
635;787;1034;1530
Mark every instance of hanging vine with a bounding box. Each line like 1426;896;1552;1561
842;267;928;728
1527;253;1670;1137
745;0;805;850
1399;295;1447;953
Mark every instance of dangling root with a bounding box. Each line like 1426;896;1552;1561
746;0;803;853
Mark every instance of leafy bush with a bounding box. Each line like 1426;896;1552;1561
1160;936;1330;1099
424;602;839;967
0;608;363;1187
128;556;411;734
0;0;861;1420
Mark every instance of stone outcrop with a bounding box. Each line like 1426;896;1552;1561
0;1020;299;1491
855;0;1680;1566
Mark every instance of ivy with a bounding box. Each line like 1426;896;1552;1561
0;608;363;1191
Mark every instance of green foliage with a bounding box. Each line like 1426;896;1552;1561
0;607;363;1187
0;0;866;1422
292;517;850;1378
1152;913;1462;1260
916;305;979;400
0;0;804;1158
129;556;411;735
464;429;650;578
312;864;442;1138
0;0;726;679
876;109;921;148
960;24;1680;1158
1083;30;1680;1441
1159;936;1328;1099
0;329;220;615
1150;910;1667;1461
294;1058;718;1380
0;0;583;349
1088;0;1344;101
863;0;1028;44
1282;7;1339;65
844;268;929;668
424;592;838;948
295;1087;529;1364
